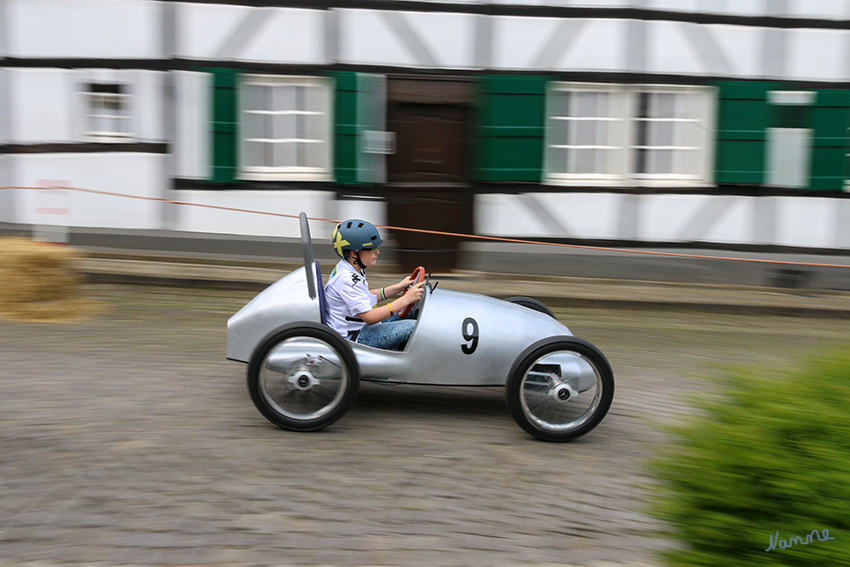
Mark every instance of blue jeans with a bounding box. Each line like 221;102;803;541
355;314;416;350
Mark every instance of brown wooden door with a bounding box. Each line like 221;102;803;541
385;77;474;272
388;104;468;183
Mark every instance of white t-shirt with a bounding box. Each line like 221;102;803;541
324;259;378;339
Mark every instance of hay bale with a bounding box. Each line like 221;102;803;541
0;237;94;322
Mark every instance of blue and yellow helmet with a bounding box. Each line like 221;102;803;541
332;219;383;258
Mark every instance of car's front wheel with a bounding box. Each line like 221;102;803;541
506;337;614;442
247;323;359;432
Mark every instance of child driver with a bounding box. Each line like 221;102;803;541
324;219;424;350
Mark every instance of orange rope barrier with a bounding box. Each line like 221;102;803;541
5;185;850;269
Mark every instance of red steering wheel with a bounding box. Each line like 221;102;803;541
398;266;425;318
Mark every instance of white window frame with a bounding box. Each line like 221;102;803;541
545;82;629;186
82;83;134;142
545;83;715;187
629;85;715;187
238;75;333;181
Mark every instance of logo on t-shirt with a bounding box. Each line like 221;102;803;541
351;273;361;284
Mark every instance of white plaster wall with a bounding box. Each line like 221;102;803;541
786;29;848;82
9;69;73;143
644;21;768;79
175;190;331;239
503;195;558;237
7;0;161;59
340;10;419;68
702;197;751;245
563;193;622;239
641;194;709;242
400;11;477;69
775;197;836;248
14;153;166;229
490;15;850;81
340;9;475;69
483;0;769;15
647;21;705;77
526;193;621;239
8;69;165;144
177;3;253;60
492;17;564;70
475;193;619;240
787;0;850;20
174;190;387;240
708;0;772;17
0;71;11;145
557;1;630;6
475;193;848;249
489;0;571;5
647;0;700;13
178;4;326;64
837;199;850;248
488;0;845;18
650;0;765;16
174;71;211;180
239;9;327;64
133;70;166;143
709;24;762;78
494;0;625;6
475;194;551;238
558;19;626;72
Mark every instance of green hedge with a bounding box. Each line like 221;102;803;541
649;348;850;566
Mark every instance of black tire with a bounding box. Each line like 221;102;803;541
505;296;557;319
247;323;359;432
506;337;614;442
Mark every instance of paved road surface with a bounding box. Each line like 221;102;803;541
2;284;848;567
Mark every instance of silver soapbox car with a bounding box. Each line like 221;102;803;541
227;214;614;442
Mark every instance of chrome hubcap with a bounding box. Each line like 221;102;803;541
520;350;602;432
289;369;319;391
259;337;348;421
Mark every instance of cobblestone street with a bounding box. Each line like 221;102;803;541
2;284;849;567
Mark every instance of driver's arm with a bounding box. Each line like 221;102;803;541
358;282;424;325
370;275;414;300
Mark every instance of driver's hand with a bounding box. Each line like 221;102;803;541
403;281;425;304
399;275;414;288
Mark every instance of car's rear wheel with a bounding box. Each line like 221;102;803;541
247;323;359;432
506;337;613;442
505;296;557;319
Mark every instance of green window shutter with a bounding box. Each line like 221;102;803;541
331;71;361;185
809;90;850;191
714;81;777;185
477;75;547;182
209;68;238;184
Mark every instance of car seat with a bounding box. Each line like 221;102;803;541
315;261;330;327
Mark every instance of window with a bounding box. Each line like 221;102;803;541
632;88;713;181
84;84;132;141
239;75;333;181
545;84;628;182
545;83;715;186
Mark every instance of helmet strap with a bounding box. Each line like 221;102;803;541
350;251;367;272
